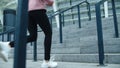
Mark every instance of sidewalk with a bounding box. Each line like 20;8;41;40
0;59;120;68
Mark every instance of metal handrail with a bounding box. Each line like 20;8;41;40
50;0;91;18
95;0;118;65
0;28;15;35
49;0;91;43
0;26;15;42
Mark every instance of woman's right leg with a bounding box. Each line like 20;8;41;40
27;11;38;43
0;11;37;62
9;11;37;47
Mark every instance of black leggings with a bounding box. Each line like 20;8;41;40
10;9;52;60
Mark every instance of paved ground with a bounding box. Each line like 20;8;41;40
0;59;120;68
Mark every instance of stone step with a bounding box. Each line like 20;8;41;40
20;37;120;54
1;59;120;68
36;16;120;46
28;44;120;54
9;50;120;64
65;36;120;45
36;34;120;47
24;53;120;64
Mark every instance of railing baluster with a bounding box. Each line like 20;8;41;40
7;33;10;41
70;0;75;24
95;3;105;66
111;0;119;38
95;0;119;65
14;0;28;68
59;14;63;43
87;2;91;20
77;5;81;28
62;13;65;27
2;34;4;41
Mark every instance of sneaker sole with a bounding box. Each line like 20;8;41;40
49;66;58;68
41;66;57;68
0;52;8;62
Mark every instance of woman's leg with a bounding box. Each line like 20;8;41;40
27;11;37;43
9;10;52;61
39;13;52;61
33;10;52;61
0;11;38;62
9;11;38;47
35;10;58;68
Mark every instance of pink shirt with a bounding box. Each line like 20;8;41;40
28;0;53;11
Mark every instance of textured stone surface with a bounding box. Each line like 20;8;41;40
0;0;120;64
0;59;120;68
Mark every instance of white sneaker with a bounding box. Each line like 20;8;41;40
41;61;49;68
41;56;58;68
0;42;11;62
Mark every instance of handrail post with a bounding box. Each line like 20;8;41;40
2;35;4;41
70;0;75;24
14;0;28;68
59;14;63;43
111;0;119;38
77;5;81;28
7;32;11;41
87;2;91;20
62;13;65;27
95;3;105;66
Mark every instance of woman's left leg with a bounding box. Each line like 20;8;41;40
38;12;52;61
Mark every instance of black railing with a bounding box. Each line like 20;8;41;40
49;0;91;43
95;0;119;65
0;26;15;41
70;0;75;24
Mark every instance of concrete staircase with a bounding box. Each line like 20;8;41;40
9;15;120;64
34;16;120;63
8;0;120;64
